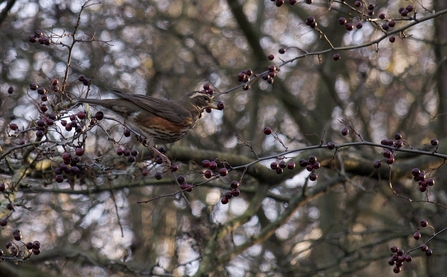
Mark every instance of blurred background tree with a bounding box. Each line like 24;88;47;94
0;0;447;276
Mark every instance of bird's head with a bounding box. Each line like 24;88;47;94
186;91;217;111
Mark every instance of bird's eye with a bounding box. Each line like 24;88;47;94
203;96;209;101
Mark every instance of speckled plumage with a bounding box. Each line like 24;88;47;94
79;90;216;144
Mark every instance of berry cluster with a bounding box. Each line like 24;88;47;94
271;0;298;8
117;147;140;163
299;155;319;181
28;29;50;45
387;246;412;274
199;159;240;204
237;69;254;90
373;133;406;168
411;168;435;193
270;159;295;175
388;220;432;274
54;149;84;183
176;175;193;192
261;65;280;85
201;159;229;179
305;16;317;29
60;110;100;134
220;180;241;205
78;75;92;86
0;230;41;262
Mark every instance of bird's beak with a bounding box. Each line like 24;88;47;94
209;101;218;109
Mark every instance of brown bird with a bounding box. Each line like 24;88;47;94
78;90;217;146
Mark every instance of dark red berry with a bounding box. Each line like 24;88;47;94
270;161;278;170
420;244;428;251
221;197;229;204
231;188;240;196
170;164;179;172
71;166;80;174
276;167;283;174
354;1;361;7
425;249;432;256
204;170;213;179
279;160;286;169
219;168;228;176
413;232;421;240
388;20;396;27
158;146;166;154
333;53;341;61
430;138;439;146
299;159;309;167
95;111;104;120
154;172;162;180
390;246;398;253
386;157;395;164
30;83;38;90
308;155;317;164
356;22;363;29
124;128;131;137
326;142;335;149
217;101;225;110
264;127;272;135
9;123;18;130
26;242;33;249
305;16;315;26
373;161;382;168
177;175;186;184
388;258;395;266
338;17;347;25
209;161;218;170
287;161;295;170
345;23;353;31
420;220;428;227
268;54;274;60
202;159;211;168
55;175;63;183
127;156;135;163
77;111;86;119
309;172;318;181
230;180;240;188
411;168;420;177
341;127;349;136
75;148;84;156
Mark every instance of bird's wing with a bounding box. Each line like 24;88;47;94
112;90;191;125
